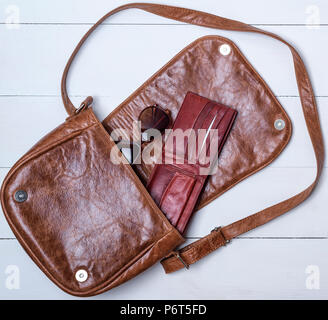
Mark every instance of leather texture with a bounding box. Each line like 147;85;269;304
0;108;184;296
102;35;291;210
147;92;237;233
60;3;324;274
0;2;324;297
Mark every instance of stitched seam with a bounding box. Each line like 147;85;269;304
94;112;184;238
102;36;291;211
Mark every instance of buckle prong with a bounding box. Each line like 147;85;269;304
211;226;221;233
175;252;189;270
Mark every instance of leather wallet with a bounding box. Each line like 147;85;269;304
147;92;237;233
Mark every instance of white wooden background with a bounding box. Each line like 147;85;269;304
0;0;327;300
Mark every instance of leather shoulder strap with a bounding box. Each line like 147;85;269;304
61;3;325;273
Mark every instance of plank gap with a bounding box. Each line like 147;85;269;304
1;22;328;27
186;236;328;240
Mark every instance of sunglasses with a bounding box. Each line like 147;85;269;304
119;104;171;164
138;104;171;140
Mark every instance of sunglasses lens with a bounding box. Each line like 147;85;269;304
139;106;170;133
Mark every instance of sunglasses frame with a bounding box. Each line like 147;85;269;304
138;104;172;135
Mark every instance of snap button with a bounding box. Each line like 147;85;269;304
219;44;231;56
14;190;28;203
274;119;285;131
75;269;88;283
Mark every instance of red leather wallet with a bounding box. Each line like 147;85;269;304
147;92;237;233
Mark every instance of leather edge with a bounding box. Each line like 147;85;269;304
0;109;185;297
196;36;293;209
102;35;292;210
81;228;185;297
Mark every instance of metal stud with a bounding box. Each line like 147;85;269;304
14;190;28;203
274;119;285;131
75;269;88;283
219;44;231;56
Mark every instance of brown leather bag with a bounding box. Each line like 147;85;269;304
0;3;324;296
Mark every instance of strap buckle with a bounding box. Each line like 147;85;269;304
75;96;93;114
211;226;221;232
211;226;231;245
174;251;189;270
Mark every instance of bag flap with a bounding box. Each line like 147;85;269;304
102;36;292;209
0;108;184;296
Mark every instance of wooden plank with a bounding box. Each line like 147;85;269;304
0;0;327;24
0;238;327;299
0;25;327;97
0;168;14;238
0;167;326;238
0;97;67;168
188;167;326;238
1;0;326;301
0;97;326;169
